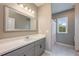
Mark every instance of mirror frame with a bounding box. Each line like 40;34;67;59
4;5;38;32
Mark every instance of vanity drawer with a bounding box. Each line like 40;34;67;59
23;43;34;50
34;38;45;46
34;40;41;46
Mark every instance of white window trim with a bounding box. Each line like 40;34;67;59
57;16;68;34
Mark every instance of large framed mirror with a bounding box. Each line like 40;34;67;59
4;6;37;32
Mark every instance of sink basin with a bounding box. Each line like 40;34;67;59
25;36;30;39
24;36;34;41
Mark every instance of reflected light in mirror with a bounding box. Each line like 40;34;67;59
32;11;35;14
19;4;24;8
25;7;28;10
29;8;32;12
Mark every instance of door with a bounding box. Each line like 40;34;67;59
23;43;35;56
51;20;56;46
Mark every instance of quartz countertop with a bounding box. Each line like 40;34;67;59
0;34;46;55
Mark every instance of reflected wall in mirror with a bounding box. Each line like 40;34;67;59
5;6;37;31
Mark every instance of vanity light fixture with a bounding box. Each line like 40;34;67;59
18;4;35;16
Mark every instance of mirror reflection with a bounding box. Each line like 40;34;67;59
5;7;37;31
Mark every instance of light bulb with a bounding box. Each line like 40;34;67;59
29;9;32;12
25;7;28;10
32;11;35;14
19;4;23;8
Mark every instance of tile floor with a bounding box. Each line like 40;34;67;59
42;43;76;56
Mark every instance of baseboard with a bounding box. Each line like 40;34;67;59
56;42;74;48
45;50;52;56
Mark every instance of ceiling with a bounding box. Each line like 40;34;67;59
34;3;44;7
52;3;75;14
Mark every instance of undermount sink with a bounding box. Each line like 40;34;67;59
25;36;30;39
24;36;34;40
24;34;46;42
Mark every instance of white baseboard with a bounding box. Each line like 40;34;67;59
56;42;74;48
45;50;52;56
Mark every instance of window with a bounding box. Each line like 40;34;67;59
57;17;68;33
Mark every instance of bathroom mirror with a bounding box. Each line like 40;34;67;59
4;6;37;31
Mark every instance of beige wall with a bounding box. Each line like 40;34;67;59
75;4;79;51
38;3;52;51
0;3;38;39
53;9;75;45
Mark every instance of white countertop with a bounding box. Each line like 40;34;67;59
0;34;46;55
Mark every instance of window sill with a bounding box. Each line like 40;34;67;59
57;32;68;34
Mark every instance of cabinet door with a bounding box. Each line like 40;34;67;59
23;43;35;56
24;48;35;56
35;45;40;56
35;38;45;56
39;39;45;55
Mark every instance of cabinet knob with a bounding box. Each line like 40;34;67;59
40;45;42;48
24;54;26;56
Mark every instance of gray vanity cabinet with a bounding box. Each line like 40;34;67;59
3;38;45;56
